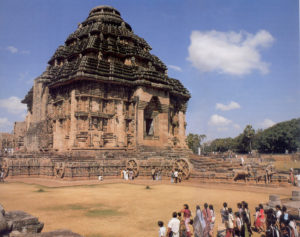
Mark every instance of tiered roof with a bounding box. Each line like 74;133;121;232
27;6;190;99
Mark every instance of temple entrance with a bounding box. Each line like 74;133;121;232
143;96;162;139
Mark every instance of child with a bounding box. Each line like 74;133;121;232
158;221;166;237
225;208;234;237
234;212;242;237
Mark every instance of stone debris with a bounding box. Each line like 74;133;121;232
0;205;82;237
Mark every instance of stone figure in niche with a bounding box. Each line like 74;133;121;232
98;51;103;60
148;61;155;71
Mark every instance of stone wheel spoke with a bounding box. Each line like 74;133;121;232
126;159;139;177
173;159;190;180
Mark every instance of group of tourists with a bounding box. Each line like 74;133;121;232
157;202;299;237
152;168;163;181
158;203;216;237
120;169;135;180
221;201;298;237
170;169;183;183
263;205;298;237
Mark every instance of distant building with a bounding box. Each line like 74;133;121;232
0;133;14;153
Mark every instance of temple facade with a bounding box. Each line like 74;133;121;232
21;5;190;152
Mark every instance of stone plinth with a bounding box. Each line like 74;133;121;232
268;194;281;208
292;191;300;201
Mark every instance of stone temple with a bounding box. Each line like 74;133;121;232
22;5;190;153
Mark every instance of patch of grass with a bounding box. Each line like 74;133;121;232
68;204;86;210
41;203;105;212
86;234;104;237
85;208;123;217
35;188;46;192
145;185;151;189
274;160;300;172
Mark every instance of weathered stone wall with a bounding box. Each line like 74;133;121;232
0;133;14;151
19;5;190;153
13;121;26;150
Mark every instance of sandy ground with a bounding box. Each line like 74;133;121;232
0;178;296;237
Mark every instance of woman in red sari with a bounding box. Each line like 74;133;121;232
181;204;192;237
255;204;265;232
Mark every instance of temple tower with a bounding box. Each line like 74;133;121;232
22;5;190;152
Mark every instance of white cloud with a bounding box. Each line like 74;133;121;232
20;50;30;55
209;114;232;126
0;117;12;130
217;127;229;132
4;46;30;55
260;119;275;129
233;124;241;130
187;30;274;75
216;101;241;111
7;46;18;54
168;65;182;72
0;96;27;114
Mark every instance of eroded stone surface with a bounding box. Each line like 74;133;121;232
10;229;83;237
19;5;190;153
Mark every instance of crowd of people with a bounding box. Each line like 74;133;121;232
158;203;216;237
157;202;299;237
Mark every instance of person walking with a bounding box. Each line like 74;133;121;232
203;203;212;237
152;167;156;180
193;205;206;237
0;169;4;182
167;212;180;237
234;212;242;237
221;202;229;224
181;204;192;237
158;221;166;237
209;205;215;237
174;170;179;183
225;208;234;237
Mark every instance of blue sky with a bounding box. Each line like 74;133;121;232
0;0;299;140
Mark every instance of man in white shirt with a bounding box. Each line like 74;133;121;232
167;212;180;237
275;205;282;222
174;170;178;183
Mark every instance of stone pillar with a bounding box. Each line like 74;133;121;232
178;111;186;147
158;112;169;146
32;79;43;123
136;109;144;146
115;100;125;147
292;191;300;201
268;194;281;208
40;86;49;121
69;89;77;149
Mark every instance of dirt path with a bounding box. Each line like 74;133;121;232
5;177;297;196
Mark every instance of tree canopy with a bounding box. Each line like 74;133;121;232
201;118;300;154
186;133;206;154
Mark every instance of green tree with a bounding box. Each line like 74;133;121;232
186;133;206;154
234;125;255;153
244;125;255;152
255;118;300;153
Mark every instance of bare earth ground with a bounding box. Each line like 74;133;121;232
0;178;297;237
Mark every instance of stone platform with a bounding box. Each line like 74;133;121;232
0;149;289;185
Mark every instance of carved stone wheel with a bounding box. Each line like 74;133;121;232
1;159;9;178
54;162;65;178
126;159;139;177
173;158;191;180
